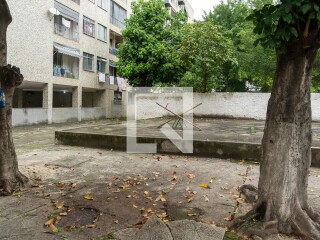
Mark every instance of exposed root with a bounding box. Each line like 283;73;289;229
0;172;28;195
231;202;320;239
240;184;258;203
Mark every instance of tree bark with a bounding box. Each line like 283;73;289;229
0;0;28;194
232;41;320;239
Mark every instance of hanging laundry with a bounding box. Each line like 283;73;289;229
110;76;115;85
62;17;71;28
98;72;106;83
117;77;123;92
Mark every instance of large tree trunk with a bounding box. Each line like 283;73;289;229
232;41;320;239
0;0;28;194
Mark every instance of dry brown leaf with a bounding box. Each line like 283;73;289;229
144;191;149;196
49;223;58;232
86;224;96;228
238;173;246;177
224;214;234;221
84;194;94;200
112;189;121;193
187;173;196;179
199;184;211;189
70;183;77;188
45;218;54;226
133;205;138;208
54;201;64;209
55;216;61;224
236;198;245;204
186;195;193;203
114;220;119;224
57;182;65;187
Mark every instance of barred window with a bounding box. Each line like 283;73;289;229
83;16;95;37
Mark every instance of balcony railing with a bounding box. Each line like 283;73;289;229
110;16;125;29
53;65;78;79
54;23;79;41
109;47;119;55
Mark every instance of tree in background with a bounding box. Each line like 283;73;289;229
177;20;234;92
232;1;320;238
117;0;186;87
206;0;276;92
0;0;28;194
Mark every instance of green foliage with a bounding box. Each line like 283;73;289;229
205;0;276;92
249;0;320;51
177;20;234;92
117;0;187;86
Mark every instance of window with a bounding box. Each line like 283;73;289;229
97;24;107;42
83;52;94;71
98;0;107;10
83;16;95;37
110;1;127;29
97;57;107;73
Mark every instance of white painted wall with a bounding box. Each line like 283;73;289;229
135;93;320;121
13;109;48;126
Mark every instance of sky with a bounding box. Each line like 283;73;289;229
188;0;222;20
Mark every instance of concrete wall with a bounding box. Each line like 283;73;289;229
134;93;320;121
13;109;48;126
81;107;106;120
52;108;79;123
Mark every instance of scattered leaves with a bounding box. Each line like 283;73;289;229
54;201;64;209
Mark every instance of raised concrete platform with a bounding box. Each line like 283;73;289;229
55;118;320;167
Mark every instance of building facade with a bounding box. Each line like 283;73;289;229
7;0;130;126
164;0;194;23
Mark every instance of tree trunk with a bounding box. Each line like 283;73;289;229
0;0;28;194
232;42;320;239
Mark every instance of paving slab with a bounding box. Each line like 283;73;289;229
55;118;320;167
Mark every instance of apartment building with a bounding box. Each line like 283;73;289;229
164;0;194;23
6;0;130;126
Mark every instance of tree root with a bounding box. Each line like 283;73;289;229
0;171;28;195
240;184;258;203
231;201;320;239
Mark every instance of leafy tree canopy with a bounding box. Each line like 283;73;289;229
117;0;187;87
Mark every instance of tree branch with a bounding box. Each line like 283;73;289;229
303;17;311;38
0;0;12;24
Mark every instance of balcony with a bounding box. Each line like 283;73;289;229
109;47;119;55
54;23;79;42
165;0;179;10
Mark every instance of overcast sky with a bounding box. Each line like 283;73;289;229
188;0;222;20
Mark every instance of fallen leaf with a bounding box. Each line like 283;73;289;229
86;224;96;228
45;218;54;226
188;213;197;216
155;156;162;161
55;216;61;224
144;191;149;196
114;220;119;224
84;194;94;200
57;182;65;187
236;198;245;204
54;201;64;209
147;208;152;213
199;184;211;189
59;212;68;216
133;205;138;208
187;173;196;179
49;223;59;232
70;183;77;188
204;195;209;202
112;189;121;193
186;195;193;203
171;171;177;181
238;173;246;177
224;214;234;221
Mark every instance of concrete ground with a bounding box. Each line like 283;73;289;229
0;119;318;240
